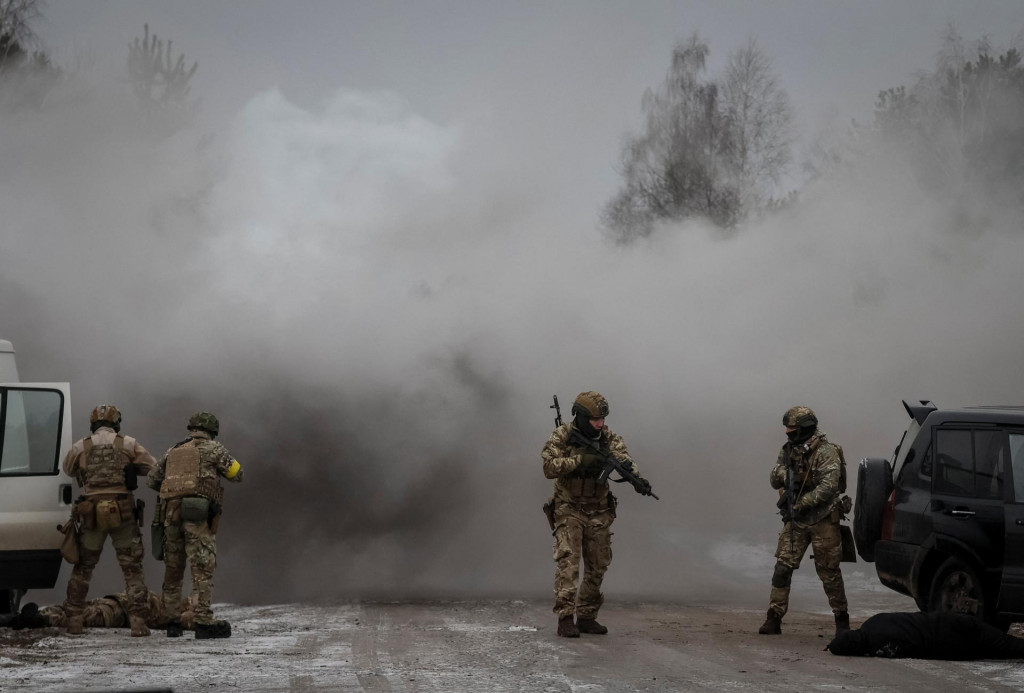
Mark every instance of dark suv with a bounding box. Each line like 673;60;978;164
855;400;1024;627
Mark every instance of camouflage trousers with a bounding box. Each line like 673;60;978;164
551;498;614;620
768;516;848;617
161;498;219;626
64;521;148;620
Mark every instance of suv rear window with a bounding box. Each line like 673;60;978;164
0;387;64;476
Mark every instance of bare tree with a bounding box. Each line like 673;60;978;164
720;37;794;211
127;23;198;125
603;33;795;242
603;33;741;242
0;0;42;69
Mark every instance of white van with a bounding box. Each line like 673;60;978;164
0;339;74;614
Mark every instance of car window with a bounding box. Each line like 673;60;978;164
933;427;1012;499
1010;434;1024;503
0;388;64;476
974;429;1009;500
934;429;974;496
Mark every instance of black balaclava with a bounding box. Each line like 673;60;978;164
787;425;816;445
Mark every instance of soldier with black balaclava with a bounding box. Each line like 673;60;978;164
759;406;850;637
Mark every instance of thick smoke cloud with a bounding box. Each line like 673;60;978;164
3;61;1023;608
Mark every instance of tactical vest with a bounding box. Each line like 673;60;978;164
80;435;126;489
159;440;224;503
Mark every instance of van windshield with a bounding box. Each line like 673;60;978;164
0;388;64;476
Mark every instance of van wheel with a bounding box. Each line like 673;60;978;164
853;458;892;562
929;556;986;621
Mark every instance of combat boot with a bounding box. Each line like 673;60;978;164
65;616;84;636
195;620;232;639
165;621;183;638
129;615;150;637
834;611;850;637
758;609;782;635
557;616;579;638
576;618;608;635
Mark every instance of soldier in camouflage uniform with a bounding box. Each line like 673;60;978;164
62;404;157;637
149;411;243;639
1;592;196;631
542;391;650;637
759;406;850;637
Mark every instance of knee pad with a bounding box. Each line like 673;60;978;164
771;562;793;589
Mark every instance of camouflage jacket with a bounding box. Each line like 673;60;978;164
542;422;639;504
149;430;243;497
62;426;157;496
770;430;842;526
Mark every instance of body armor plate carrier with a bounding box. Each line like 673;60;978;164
81;435;125;489
159;441;224;503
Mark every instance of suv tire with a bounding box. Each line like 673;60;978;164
928;556;987;621
853;458;892;562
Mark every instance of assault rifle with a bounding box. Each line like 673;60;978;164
776;443;804;524
567;427;659;500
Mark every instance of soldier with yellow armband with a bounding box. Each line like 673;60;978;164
149;411;243;639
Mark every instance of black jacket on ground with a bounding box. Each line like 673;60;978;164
827;611;1024;660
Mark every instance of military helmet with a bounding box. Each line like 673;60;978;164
783;405;818;429
187;411;220;437
90;404;122;429
571;391;610;419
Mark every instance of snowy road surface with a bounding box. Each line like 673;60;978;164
2;599;1024;692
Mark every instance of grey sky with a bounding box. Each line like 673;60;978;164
40;1;1024;211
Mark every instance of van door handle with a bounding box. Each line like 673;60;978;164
948;508;976;518
1016;519;1024;526
60;484;73;505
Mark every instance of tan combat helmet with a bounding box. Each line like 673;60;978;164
782;405;818;429
572;391;610;419
89;404;122;432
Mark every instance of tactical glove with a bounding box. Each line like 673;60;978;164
578;453;604;473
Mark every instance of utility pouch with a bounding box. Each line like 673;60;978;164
542;498;555;532
839;524;857;563
180;496;211;523
75;498;97;531
57;518;80;564
95;499;123;531
151;501;166;561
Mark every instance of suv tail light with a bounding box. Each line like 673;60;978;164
880;491;896;540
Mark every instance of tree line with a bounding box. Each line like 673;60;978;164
0;0;197;127
604;27;1024;242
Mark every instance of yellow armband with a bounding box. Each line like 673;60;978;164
225;459;241;479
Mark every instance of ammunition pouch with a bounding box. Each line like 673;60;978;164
94;497;135;531
151;502;166;561
563;477;607;499
180;496;211;523
57;518;80;564
74;498;97;531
